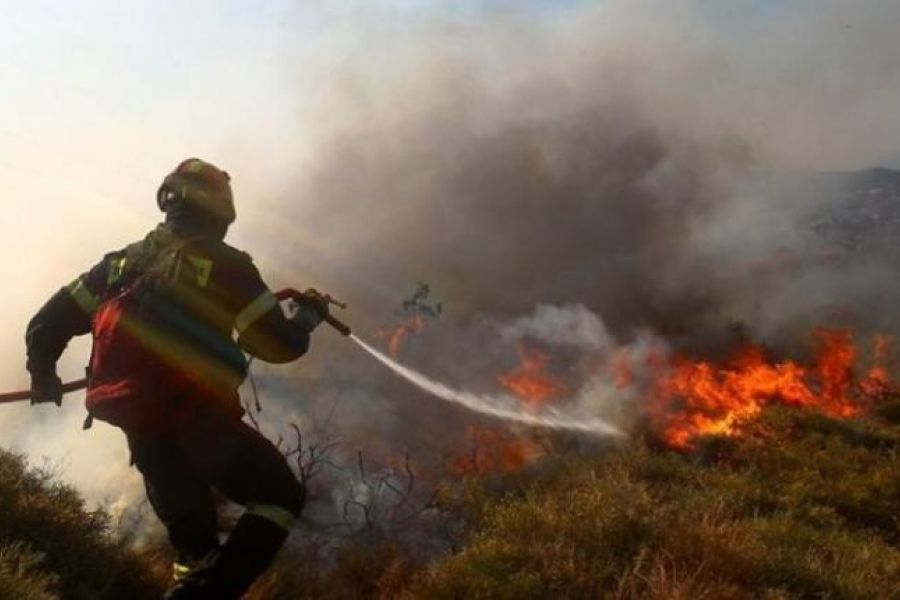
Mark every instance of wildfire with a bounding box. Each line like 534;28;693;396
447;344;565;475
861;335;891;396
497;344;566;410
448;426;546;475
447;327;892;474
649;329;890;449
377;315;427;357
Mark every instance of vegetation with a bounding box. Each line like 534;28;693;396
413;404;900;599
5;402;900;598
0;449;164;599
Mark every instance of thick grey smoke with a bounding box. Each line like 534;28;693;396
272;0;900;354
234;0;900;540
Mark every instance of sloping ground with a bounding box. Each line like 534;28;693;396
412;404;900;599
3;402;900;599
0;449;164;600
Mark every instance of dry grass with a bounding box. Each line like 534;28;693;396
412;404;900;599
0;449;165;599
4;401;900;599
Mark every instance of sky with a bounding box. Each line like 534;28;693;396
0;0;898;506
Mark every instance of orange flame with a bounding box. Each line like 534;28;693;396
861;335;891;396
450;328;892;472
497;344;566;410
448;345;565;475
648;329;887;449
448;426;545;475
376;315;427;357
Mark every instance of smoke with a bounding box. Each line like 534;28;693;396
250;0;900;521
3;0;900;549
500;304;613;351
277;0;900;352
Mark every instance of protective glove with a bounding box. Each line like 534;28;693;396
291;290;329;332
30;368;63;406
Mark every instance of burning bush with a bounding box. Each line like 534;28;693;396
413;406;900;599
645;328;889;449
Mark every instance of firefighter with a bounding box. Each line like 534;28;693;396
25;158;325;599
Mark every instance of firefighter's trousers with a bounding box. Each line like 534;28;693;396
128;404;305;598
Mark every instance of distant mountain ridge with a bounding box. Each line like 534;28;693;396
808;167;900;253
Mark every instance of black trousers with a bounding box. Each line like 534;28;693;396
128;405;306;564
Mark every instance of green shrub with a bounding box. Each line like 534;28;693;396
0;543;56;600
0;449;164;599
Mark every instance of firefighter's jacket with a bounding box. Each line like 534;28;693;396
25;224;309;415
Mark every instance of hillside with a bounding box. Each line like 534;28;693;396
233;400;900;599
808;167;900;253
0;449;165;599
3;402;900;599
413;403;900;599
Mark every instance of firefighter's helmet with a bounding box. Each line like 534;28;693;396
157;158;236;225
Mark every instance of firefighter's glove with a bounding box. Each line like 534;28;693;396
30;369;63;406
292;290;329;332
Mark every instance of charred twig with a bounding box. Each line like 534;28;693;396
279;422;342;487
243;398;263;433
240;382;444;545
357;450;367;480
404;451;415;494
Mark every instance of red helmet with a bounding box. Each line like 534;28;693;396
157;158;236;225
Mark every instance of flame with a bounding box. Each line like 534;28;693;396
448;426;545;475
861;335;891;396
497;344;566;410
447;345;565;475
611;348;636;389
376;315;427;357
648;329;887;449
448;327;892;471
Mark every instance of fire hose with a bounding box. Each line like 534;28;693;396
0;288;351;405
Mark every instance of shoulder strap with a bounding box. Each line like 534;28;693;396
103;234;203;300
148;235;207;286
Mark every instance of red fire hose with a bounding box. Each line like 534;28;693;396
0;378;89;404
0;288;351;405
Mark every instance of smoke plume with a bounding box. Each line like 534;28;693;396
233;0;900;540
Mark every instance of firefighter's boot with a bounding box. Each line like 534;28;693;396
163;512;292;600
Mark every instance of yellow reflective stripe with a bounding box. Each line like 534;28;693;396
234;291;277;335
185;255;213;288
245;503;296;532
172;562;192;582
107;257;128;286
66;278;99;314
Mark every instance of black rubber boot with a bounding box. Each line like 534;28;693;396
164;514;290;600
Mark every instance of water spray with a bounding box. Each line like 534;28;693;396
350;334;624;438
279;290;622;437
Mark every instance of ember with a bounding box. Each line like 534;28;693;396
448;426;545;475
